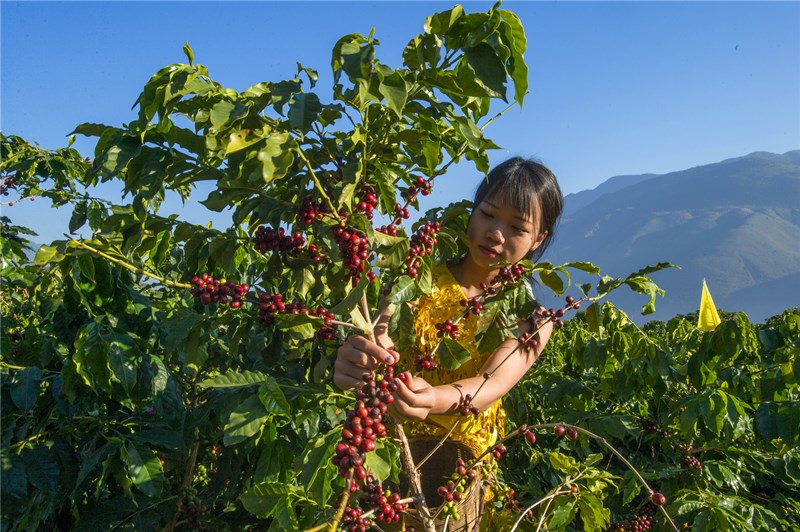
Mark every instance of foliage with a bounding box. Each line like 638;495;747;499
502;305;800;531
2;3;797;532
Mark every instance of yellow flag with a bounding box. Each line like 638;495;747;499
698;279;721;331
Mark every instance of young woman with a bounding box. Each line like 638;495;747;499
334;157;564;529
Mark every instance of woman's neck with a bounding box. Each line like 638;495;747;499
447;257;496;299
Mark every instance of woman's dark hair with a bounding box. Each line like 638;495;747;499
473;157;563;260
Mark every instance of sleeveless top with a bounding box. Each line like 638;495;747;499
401;263;508;456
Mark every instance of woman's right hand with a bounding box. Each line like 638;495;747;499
333;335;398;390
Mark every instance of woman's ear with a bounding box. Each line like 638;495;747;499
530;231;548;254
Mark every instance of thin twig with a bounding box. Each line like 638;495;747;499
69;239;191;289
295;146;339;217
509;489;570;532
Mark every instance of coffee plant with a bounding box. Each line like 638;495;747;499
2;3;798;531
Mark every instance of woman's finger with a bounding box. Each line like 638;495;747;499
345;335;396;365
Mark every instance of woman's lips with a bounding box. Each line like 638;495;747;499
478;245;499;258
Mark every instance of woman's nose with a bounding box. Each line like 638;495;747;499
486;227;504;243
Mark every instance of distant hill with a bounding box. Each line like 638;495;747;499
543;150;800;324
563;172;658;216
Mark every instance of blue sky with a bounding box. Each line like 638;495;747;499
2;1;799;244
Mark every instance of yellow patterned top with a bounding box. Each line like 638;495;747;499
402;263;509;457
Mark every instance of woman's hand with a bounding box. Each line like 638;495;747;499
333;335;397;390
389;372;437;421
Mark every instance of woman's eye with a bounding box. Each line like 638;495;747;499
513;226;528;234
480;209;493;218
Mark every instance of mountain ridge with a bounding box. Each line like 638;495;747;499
544;150;800;324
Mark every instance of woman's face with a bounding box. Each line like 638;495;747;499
465;198;546;273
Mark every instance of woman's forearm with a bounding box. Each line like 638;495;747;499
430;375;511;414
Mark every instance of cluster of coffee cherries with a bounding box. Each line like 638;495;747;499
376;224;398;236
437;459;476;521
256;292;306;326
554;424;580;440
333;368;395;489
256;294;339;340
542;295;583;328
355;186;380;220
333;227;370;282
191;274;249;308
310;306;339;341
404;221;440;278
517;331;539;348
413;353;438;372
435;319;460;339
490;264;527;286
609;504;658;532
298;197;327;225
539;307;567;329
682;454;703;472
458;394;480;417
181;488;204;529
517;425;538;445
394;203;411;220
341;506;370;532
1;176;18;196
460;296;484;316
360;477;407;524
639;418;670;438
490;442;508;460
401;175;433;202
253;226;306;255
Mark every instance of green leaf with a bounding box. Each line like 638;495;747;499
379;71;408;117
364;441;393;482
538;268;565;296
577;491;610;532
34;244;62;266
388;302;416;351
548;451;579;474
388;276;416;304
374;233;410;269
437;337;471;371
224;129;262;156
73;321;113;394
498;11;529;106
258;378;291;416
288;93;322;132
2;452;28;502
69;201;88;233
300;430;339;503
329;273;369;315
258;133;295;183
22;445;60;493
121;443;163;497
70;442;118;500
475;300;503;336
108;332;138;395
10;367;41;412
240;482;300;518
464;43;507;100
425;5;464;34
182;42;194;65
561;261;601;275
548;498;577;528
621;470;642;505
201;370;273;389
210;100;245;130
224;393;270;446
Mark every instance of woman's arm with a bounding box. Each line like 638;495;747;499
389;311;553;421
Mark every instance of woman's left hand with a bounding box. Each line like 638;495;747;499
389;372;437;421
